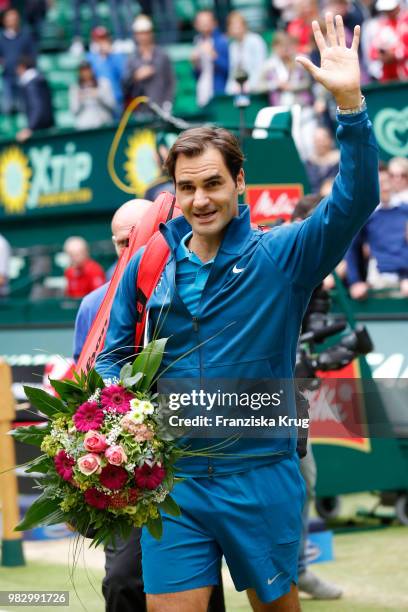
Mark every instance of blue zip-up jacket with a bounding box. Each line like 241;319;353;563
96;111;379;477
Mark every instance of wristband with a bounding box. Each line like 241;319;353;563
336;95;366;115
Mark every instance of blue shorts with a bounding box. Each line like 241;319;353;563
141;456;306;603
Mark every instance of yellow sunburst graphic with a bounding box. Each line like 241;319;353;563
0;146;32;214
124;130;160;196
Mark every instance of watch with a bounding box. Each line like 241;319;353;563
336;95;367;115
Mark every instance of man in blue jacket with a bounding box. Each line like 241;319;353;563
191;10;229;107
96;13;379;611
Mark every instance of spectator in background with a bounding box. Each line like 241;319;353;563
0;8;36;114
287;0;319;54
70;0;99;56
25;0;48;44
259;32;313;106
368;0;408;81
259;31;316;158
0;233;11;299
346;166;408;298
123;14;174;110
15;55;54;142
70;60;116;130
87;27;126;116
389;157;408;205
191;10;229;107
64;236;106;299
225;11;267;95
305;126;340;193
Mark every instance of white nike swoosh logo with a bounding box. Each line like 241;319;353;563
267;572;283;585
232;265;245;274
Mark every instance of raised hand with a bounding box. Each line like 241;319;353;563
296;13;361;109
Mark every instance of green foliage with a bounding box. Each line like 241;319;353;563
23;385;68;417
15;492;62;531
159;495;181;517
86;368;105;393
131;338;168;392
120;363;144;389
24;454;50;474
10;424;50;447
49;378;88;406
146;513;163;540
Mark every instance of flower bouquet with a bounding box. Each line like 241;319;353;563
13;338;187;547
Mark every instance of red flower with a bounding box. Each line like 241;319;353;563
99;464;128;490
108;487;140;510
84;487;110;510
100;385;133;414
54;450;75;481
73;401;104;432
134;463;166;490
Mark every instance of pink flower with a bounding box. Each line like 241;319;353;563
134;463;166;490
84;487;110;510
99;464;128;490
120;417;154;441
54;450;75;481
105;445;127;466
84;430;108;453
73;402;104;432
101;385;134;414
77;453;102;476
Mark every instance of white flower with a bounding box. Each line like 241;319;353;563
140;401;154;415
128;408;145;424
130;398;154;415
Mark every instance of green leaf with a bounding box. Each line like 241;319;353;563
23;385;67;417
15;493;61;531
24;454;51;474
122;372;143;389
10;424;50;447
158;495;181;517
146;514;163;540
87;368;105;393
120;363;132;380
131;338;168;392
49;378;87;403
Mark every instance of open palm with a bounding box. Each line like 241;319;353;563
297;13;361;106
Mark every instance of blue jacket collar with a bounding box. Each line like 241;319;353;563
159;205;252;256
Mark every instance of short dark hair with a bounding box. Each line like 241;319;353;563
165;126;244;183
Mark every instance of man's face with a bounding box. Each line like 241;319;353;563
389;162;408;193
175;147;245;241
135;30;154;46
112;225;132;257
66;243;88;267
4;10;20;30
195;12;216;37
